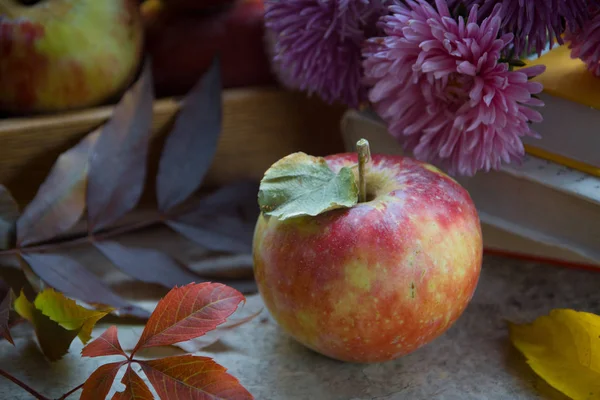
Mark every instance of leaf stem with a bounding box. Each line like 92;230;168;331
356;139;371;203
0;216;164;257
57;382;85;400
0;368;50;400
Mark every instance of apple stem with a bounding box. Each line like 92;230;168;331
357;138;371;203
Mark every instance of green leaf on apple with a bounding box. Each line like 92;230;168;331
258;152;358;220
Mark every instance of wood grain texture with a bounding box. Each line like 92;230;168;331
0;88;347;206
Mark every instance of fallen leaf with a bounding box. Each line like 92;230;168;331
94;240;199;288
13;290;80;361
131;282;244;354
0;185;19;250
257;152;358;220
87;62;154;232
0;279;14;345
80;361;126;400
509;309;600;400
22;252;149;319
167;215;254;254
113;365;154;400
156;57;222;212
81;325;127;358
16;129;100;246
140;355;253;400
33;288;112;344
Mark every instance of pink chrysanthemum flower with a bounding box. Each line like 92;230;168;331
448;0;596;56
264;0;389;108
565;6;600;77
363;0;546;176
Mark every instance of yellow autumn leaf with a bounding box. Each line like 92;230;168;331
13;290;80;361
13;289;35;322
509;309;600;400
33;288;113;344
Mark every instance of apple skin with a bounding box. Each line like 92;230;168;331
253;153;483;363
162;0;236;12
0;0;143;114
220;0;274;88
144;11;227;97
144;0;275;97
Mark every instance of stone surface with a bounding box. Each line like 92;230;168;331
1;255;598;399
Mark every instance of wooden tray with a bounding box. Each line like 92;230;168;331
0;87;347;207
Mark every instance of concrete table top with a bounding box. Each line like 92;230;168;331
0;255;597;399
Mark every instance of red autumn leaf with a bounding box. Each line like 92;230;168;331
131;282;244;354
80;361;126;400
173;303;264;353
140;355;253;400
112;365;153;400
82;325;127;358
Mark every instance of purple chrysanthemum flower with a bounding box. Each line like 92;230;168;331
565;6;600;77
264;0;389;108
363;0;546;176
448;0;595;56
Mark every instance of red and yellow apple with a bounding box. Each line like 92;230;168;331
143;0;275;97
253;152;483;363
0;0;144;114
143;9;227;97
161;0;236;12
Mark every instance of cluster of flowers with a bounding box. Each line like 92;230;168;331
265;0;600;176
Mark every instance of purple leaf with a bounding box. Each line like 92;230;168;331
94;240;199;288
167;180;259;255
0;185;19;250
21;252;149;319
0;279;14;345
176;180;259;222
87;62;155;232
167;215;254;254
156;57;222;212
17;130;101;246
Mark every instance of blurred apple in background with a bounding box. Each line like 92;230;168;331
162;0;236;12
142;0;275;97
220;0;274;88
0;0;144;115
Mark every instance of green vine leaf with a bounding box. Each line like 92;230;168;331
258;152;358;220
